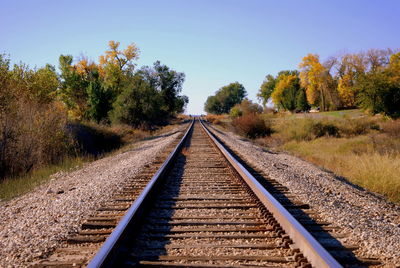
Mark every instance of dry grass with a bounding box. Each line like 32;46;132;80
219;110;400;203
205;114;228;125
283;136;400;203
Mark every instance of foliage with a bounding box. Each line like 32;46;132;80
232;113;272;139
152;61;187;115
111;62;187;128
257;74;276;106
204;82;246;114
111;72;165;128
257;70;310;112
0;54;70;179
295;88;310;112
229;99;262;118
299;54;338;111
98;40;139;92
356;52;400;118
271;73;300;111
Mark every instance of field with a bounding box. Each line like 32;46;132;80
211;110;400;203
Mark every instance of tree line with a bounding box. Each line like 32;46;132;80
204;48;399;119
258;48;400;118
59;41;187;126
0;41;188;179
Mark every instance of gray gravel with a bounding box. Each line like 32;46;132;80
208;124;400;267
0;124;187;267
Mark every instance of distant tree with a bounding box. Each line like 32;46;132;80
86;70;114;123
295;88;310;112
271;73;300;112
99;40;140;94
111;62;188;127
356;52;400;118
152;61;187;115
204;82;247;114
111;72;164;128
299;54;338;111
58;55;90;119
257;74;276;106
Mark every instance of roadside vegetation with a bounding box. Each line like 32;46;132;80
204;47;400;203
0;41;188;198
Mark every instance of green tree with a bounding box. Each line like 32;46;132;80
257;75;276;106
153;61;187;116
111;72;164;127
58;55;90;119
295;88;310;112
204;82;247;114
356;53;400;118
271;73;300;111
86;71;114;123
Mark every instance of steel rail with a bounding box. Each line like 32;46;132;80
88;120;194;268
200;119;342;268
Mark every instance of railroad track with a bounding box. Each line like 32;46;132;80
36;120;380;267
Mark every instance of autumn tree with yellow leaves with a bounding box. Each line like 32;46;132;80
299;54;339;111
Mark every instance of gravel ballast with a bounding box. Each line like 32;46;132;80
208;124;400;267
0;124;187;267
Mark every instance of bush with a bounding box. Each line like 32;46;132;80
0;98;70;179
311;122;339;138
232;113;272;139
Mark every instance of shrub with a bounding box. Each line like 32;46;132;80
232;113;272;139
311;122;339;138
0;98;70;179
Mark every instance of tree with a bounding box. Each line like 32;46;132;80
336;53;366;107
204;82;247;114
271;73;300;111
356;52;400;118
58;55;90;119
257;75;276;106
99;40;140;93
295;88;310;112
111;62;188;127
111;72;164;128
152;61;187;115
86;70;114;123
299;54;338;111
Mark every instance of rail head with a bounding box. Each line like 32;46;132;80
200;119;342;268
88;120;194;268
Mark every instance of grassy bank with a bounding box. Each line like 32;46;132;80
209;110;400;203
0;118;188;202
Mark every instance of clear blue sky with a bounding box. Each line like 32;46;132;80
2;0;399;114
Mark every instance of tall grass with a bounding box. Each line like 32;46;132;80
0;156;87;201
222;110;400;203
283;136;400;203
